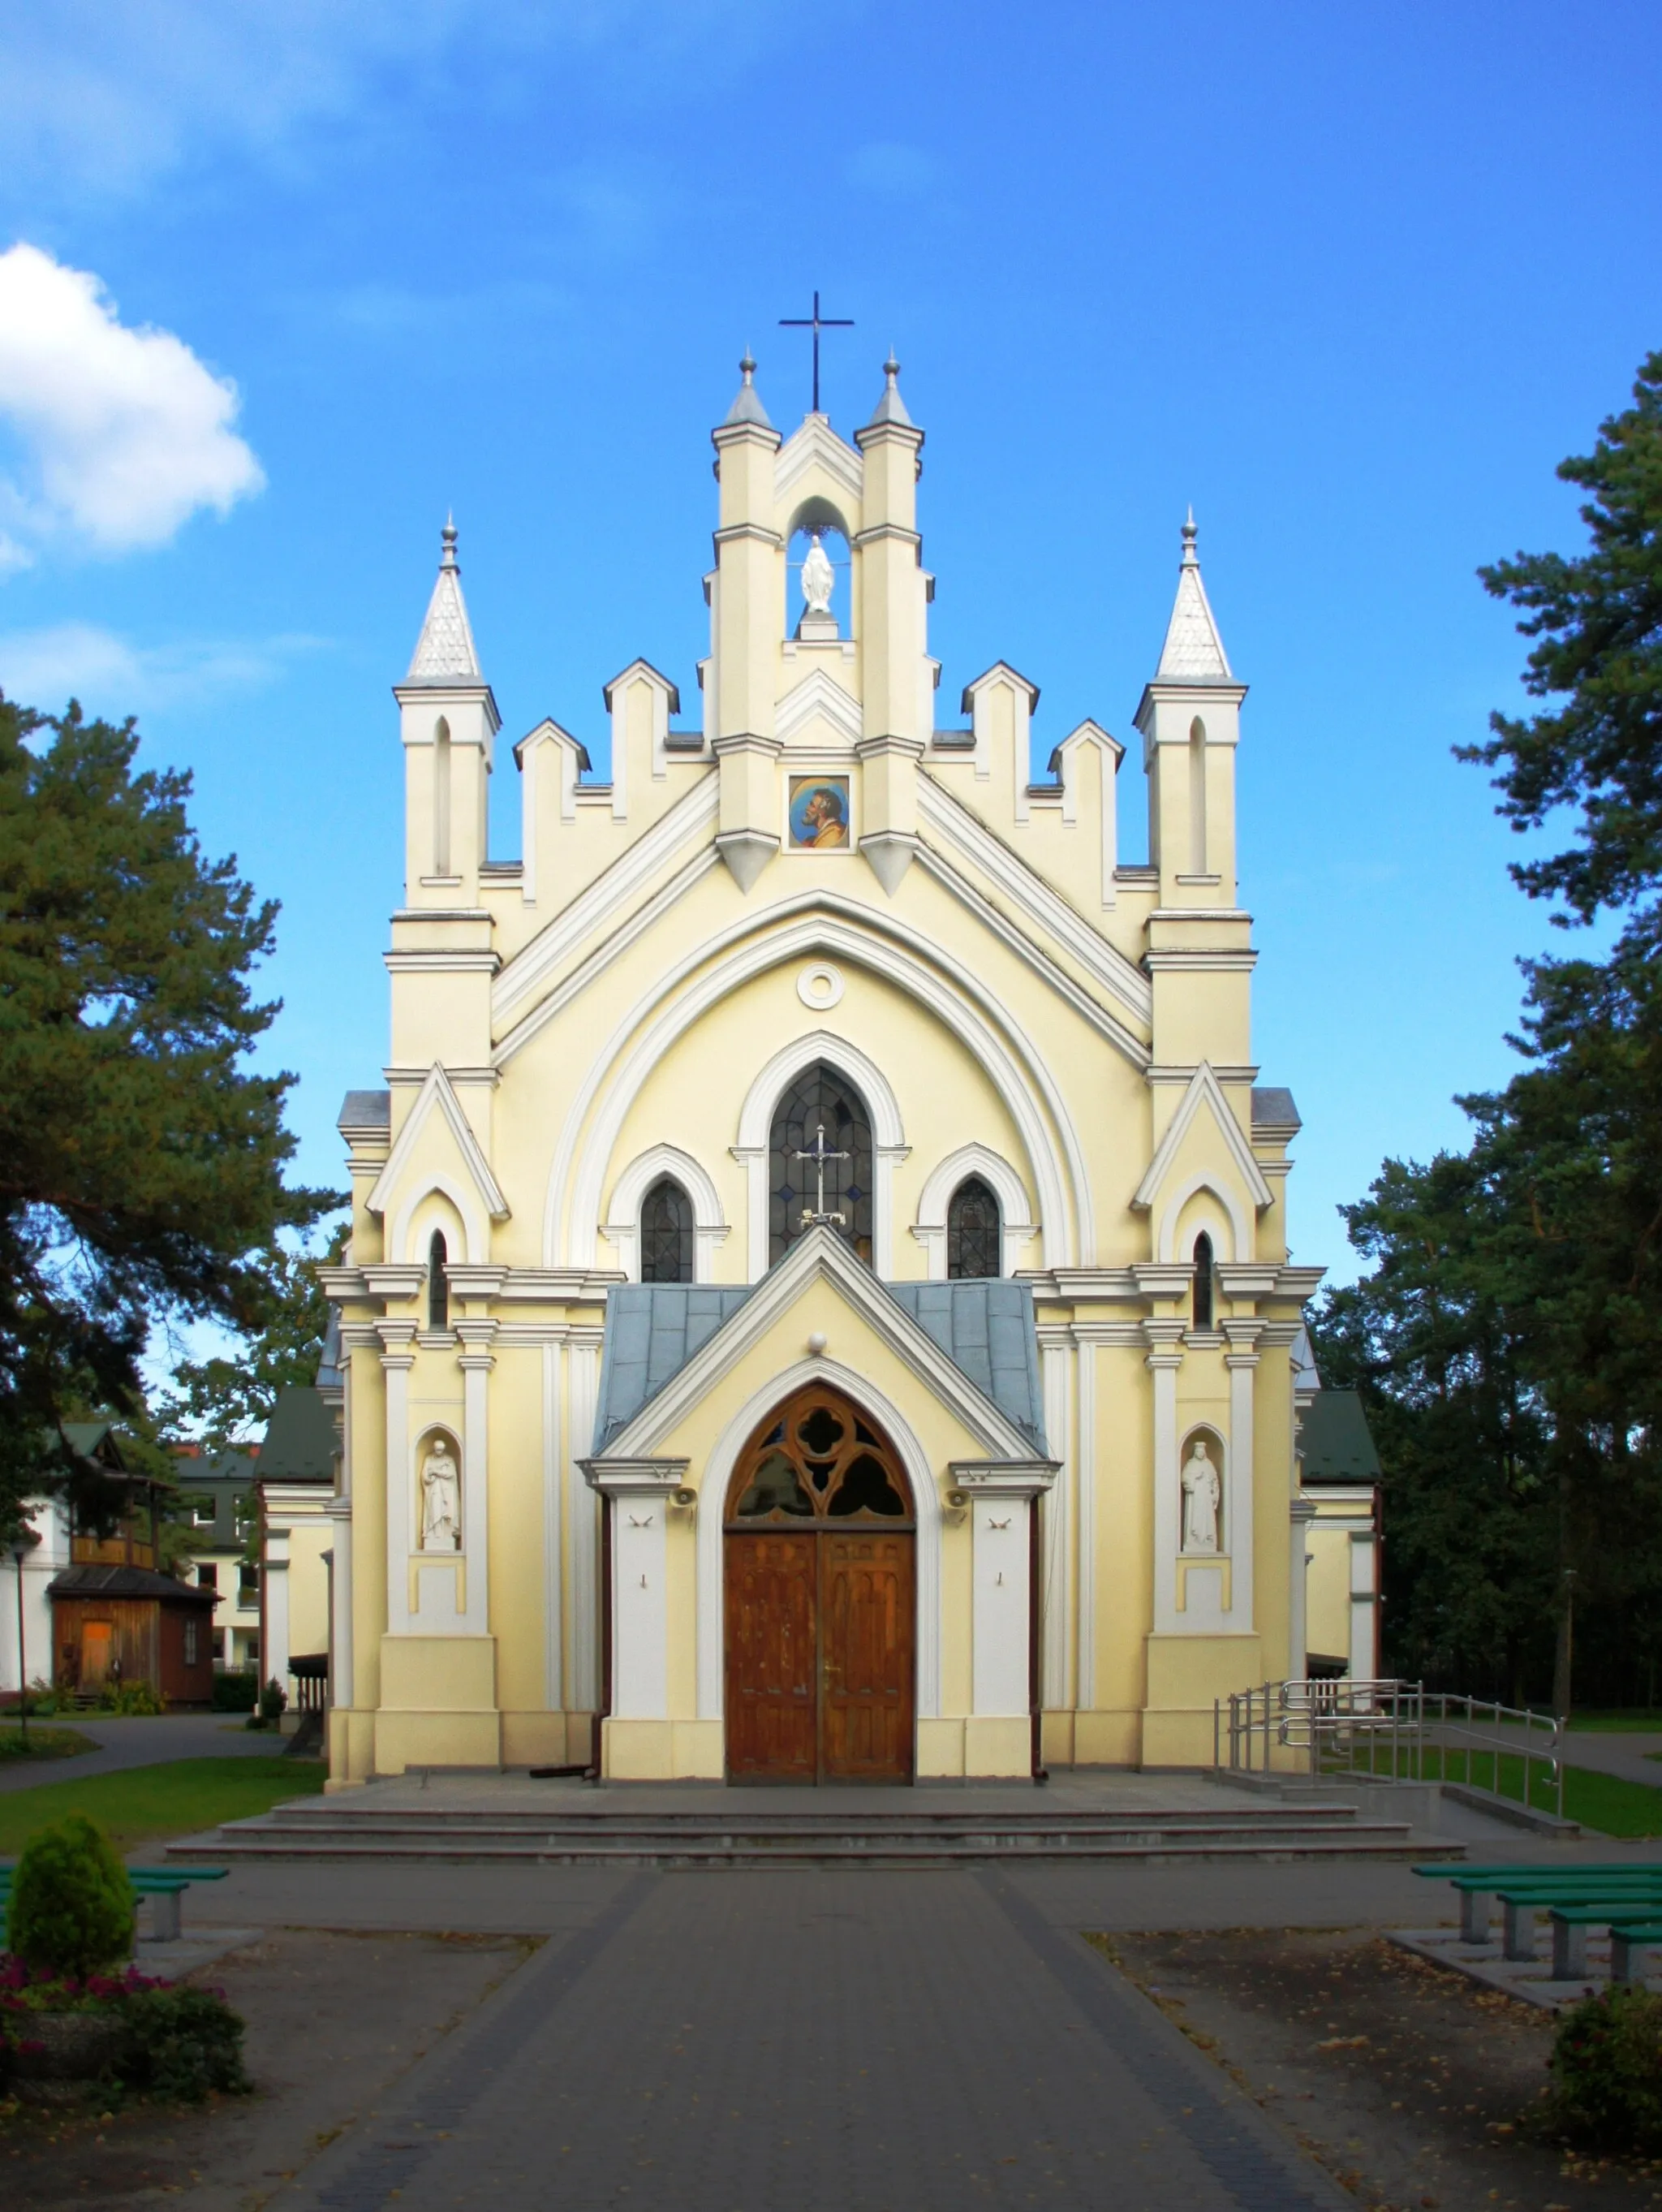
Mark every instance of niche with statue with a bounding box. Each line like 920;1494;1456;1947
417;1427;463;1552
1179;1428;1224;1556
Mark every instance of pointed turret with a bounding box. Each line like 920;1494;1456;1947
1135;511;1247;909
1155;511;1232;683
720;351;773;431
407;517;483;683
862;351;913;431
393;515;499;912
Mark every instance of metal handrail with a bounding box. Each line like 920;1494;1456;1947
1214;1679;1565;1819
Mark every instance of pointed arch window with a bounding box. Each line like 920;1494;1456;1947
768;1063;874;1266
947;1176;1001;1279
1191;1231;1216;1332
640;1177;693;1284
428;1230;450;1331
433;715;452;877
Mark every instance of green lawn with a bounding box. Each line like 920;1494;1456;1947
0;1726;97;1765
1328;1744;1662;1837
1567;1710;1662;1732
0;1757;325;1856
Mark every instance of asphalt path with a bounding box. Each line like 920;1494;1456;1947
0;1710;292;1795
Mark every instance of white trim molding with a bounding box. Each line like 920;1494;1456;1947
368;1063;510;1266
601;1143;730;1283
911;1143;1039;1278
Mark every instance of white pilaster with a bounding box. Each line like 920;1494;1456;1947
542;1341;563;1712
586;1460;686;1721
1146;1324;1184;1633
1039;1335;1072;1709
566;1335;601;1710
1075;1337;1097;1706
1349;1529;1378;1680
1224;1325;1261;1631
457;1320;496;1635
953;1461;1055;1723
328;1501;354;1702
380;1326;416;1636
265;1526;291;1685
1290;1498;1315;1681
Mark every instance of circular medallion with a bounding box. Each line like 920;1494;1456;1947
796;962;845;1011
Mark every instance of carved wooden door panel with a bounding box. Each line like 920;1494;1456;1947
822;1533;914;1781
724;1532;817;1781
724;1386;917;1784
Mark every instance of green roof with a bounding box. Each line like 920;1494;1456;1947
259;1386;336;1482
1299;1390;1382;1485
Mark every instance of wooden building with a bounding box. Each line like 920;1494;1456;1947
48;1423;217;1705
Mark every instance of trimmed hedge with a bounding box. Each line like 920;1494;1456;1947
6;1813;134;1979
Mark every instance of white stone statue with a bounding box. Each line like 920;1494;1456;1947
800;533;834;616
1180;1439;1221;1554
420;1438;461;1550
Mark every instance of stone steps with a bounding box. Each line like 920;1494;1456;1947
168;1798;1460;1866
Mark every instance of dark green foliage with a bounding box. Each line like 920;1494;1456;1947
118;1983;251;2102
0;692;339;1529
1319;350;1662;1713
1547;1984;1662;2149
210;1671;259;1713
1464;349;1662;934
257;1676;287;1724
6;1813;134;1979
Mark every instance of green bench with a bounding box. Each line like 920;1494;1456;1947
1608;1921;1662;1985
1;1862;229;1944
1414;1861;1662;1946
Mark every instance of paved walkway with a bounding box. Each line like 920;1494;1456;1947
0;1711;292;1795
285;1868;1353;2212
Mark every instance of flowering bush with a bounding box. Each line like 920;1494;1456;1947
1548;1983;1662;2149
1;1956;250;2102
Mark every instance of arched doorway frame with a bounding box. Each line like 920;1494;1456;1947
696;1356;942;1725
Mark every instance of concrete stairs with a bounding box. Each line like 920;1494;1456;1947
169;1786;1461;1868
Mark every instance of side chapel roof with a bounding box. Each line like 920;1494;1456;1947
592;1277;1047;1454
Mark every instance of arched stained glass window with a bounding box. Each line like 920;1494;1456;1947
640;1177;693;1284
767;1064;874;1266
1191;1231;1216;1331
428;1230;450;1330
947;1176;1001;1279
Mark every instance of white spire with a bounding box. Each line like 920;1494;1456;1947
1155;508;1232;682
721;351;773;430
863;351;912;429
406;515;482;683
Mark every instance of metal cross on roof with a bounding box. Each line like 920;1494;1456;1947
794;1122;849;1230
779;290;854;415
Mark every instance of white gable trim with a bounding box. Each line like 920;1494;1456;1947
1132;1063;1273;1227
912;1144;1038;1280
776;668;862;745
494;776;720;1025
601;1143;729;1283
367;1063;510;1257
775;415;863;505
915;774;1151;1028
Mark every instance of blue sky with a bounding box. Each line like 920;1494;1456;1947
0;0;1658;1288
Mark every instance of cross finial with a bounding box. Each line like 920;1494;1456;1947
779;289;855;416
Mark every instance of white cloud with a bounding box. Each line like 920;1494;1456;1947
0;244;264;563
0;622;317;717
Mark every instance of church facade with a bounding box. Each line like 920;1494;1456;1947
321;355;1324;1785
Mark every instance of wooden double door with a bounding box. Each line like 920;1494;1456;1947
724;1387;915;1783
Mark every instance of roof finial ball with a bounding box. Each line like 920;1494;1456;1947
739;351;757;383
1181;507;1199;566
885;349;901;384
441;513;459;570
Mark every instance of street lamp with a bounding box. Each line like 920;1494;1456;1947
7;1537;31;1748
